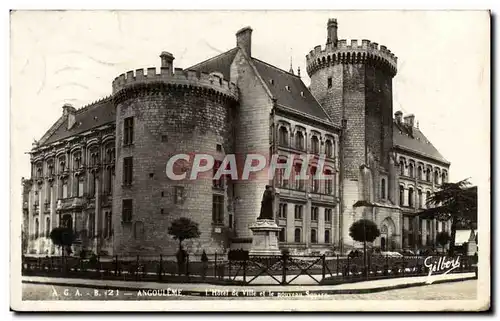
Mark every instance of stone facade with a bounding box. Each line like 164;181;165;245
22;18;450;257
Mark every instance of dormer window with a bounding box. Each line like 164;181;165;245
300;91;305;97
285;85;291;92
269;79;274;85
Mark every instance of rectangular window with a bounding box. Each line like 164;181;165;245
213;160;224;189
212;195;224;224
122;199;133;223
88;213;95;238
104;211;113;238
327;77;332;88
294;205;303;220
325;208;332;222
311;207;318;221
279;203;287;219
123;157;133;185
78;179;84;197
62;181;68;198
124;117;134;145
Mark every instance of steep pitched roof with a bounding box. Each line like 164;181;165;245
41;97;115;146
393;121;449;165
188;48;332;122
187;47;239;80
251;58;331;121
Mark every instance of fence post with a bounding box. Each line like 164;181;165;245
136;255;139;280
243;258;247;284
336;254;339;277
114;255;118;276
321;254;326;281
214;252;218;278
186;254;190;277
402;255;405;277
282;253;287;285
346;255;350;279
159;254;163;281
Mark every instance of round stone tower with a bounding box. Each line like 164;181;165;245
112;52;238;256
306;19;400;252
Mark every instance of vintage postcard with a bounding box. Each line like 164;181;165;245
10;10;490;312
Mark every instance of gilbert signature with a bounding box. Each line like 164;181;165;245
424;256;461;284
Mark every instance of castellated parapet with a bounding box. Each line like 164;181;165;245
306;39;398;77
112;65;239;102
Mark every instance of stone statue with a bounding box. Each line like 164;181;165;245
258;185;275;220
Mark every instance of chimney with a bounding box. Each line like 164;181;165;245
160;51;175;75
404;114;415;127
394;111;403;124
326;18;338;47
62;103;76;130
236;26;253;57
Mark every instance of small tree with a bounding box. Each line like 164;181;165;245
49;227;75;257
436;231;451;253
168;217;201;251
349;219;381;276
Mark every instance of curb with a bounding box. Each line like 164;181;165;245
22;275;476;296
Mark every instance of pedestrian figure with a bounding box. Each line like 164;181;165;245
201;250;209;280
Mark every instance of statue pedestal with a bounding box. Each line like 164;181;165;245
249;219;282;256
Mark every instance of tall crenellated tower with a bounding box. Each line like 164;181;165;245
306;19;400;251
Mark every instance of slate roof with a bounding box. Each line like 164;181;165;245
251;58;330;121
393;121;449;164
187;47;239;80
41;97;115;145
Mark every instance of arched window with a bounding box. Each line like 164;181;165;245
325;140;333;158
279;228;286;242
34;218;39;239
45;217;50;238
276;158;287;187
399;160;405;176
434;171;439;184
418;166;423;180
294;228;301;243
442;172;447;183
324;229;331;243
279;126;288;147
426;168;431;182
399;186;405;206
311;229;317;243
295;131;304;150
311;136;320;154
426;191;431;208
418;189;423;208
381;178;386;199
409;163;414;178
408;188;414;207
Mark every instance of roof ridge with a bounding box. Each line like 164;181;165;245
76;95;113;114
251;57;301;79
187;47;239;70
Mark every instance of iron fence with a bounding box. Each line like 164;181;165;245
21;253;478;285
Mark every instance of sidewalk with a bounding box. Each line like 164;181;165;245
22;272;476;295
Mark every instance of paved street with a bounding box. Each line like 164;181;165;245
22;279;477;301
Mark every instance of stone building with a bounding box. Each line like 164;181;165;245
23;18;449;257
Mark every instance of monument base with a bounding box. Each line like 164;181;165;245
249;219;282;256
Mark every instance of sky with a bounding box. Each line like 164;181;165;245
10;10;490;201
